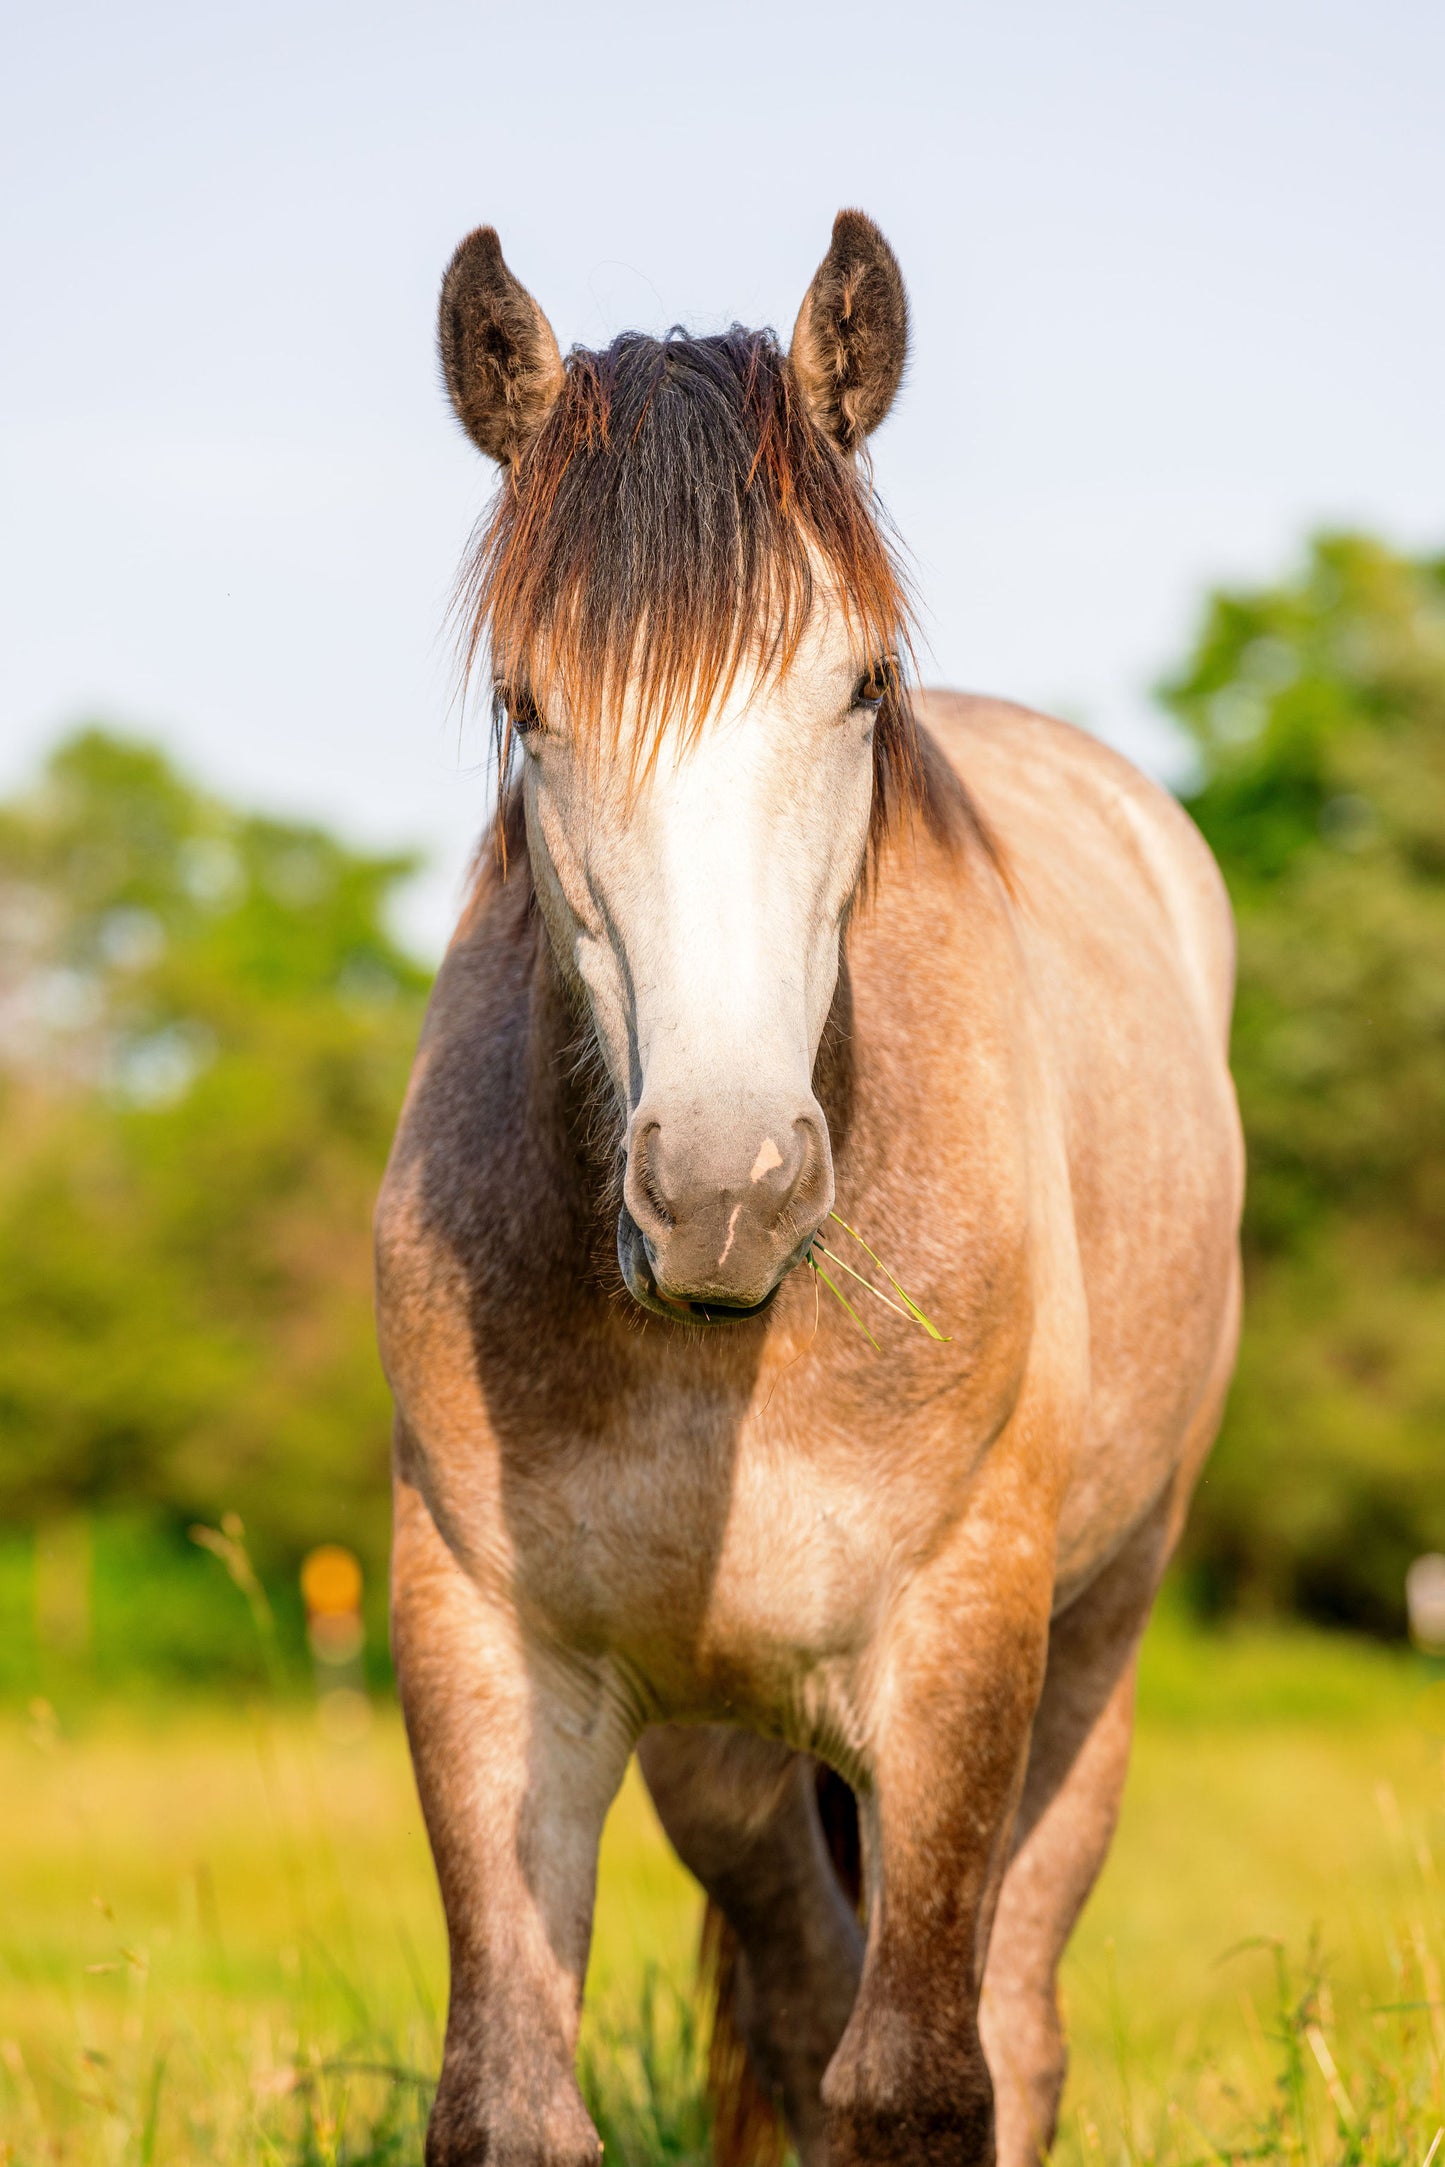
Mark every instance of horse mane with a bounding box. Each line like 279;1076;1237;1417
455;322;999;891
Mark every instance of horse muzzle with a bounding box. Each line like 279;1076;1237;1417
618;1098;833;1322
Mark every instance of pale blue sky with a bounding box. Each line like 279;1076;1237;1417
3;0;1442;949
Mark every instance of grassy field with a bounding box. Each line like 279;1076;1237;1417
3;1611;1444;2165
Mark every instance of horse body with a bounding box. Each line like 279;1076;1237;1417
377;213;1241;2167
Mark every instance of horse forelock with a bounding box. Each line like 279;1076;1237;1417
454;323;1001;888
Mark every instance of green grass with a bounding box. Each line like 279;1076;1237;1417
0;1518;393;1705
3;1614;1444;2163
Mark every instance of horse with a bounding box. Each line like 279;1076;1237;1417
375;209;1243;2167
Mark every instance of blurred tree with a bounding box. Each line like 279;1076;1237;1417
1165;535;1445;1631
0;730;429;1578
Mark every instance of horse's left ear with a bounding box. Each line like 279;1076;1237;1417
789;209;909;451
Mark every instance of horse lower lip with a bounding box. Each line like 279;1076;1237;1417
644;1262;777;1322
619;1211;780;1324
658;1287;779;1325
682;1289;778;1320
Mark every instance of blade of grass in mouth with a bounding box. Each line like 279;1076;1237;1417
804;1253;881;1350
827;1212;951;1340
811;1241;915;1323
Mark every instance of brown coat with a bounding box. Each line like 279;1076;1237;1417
376;691;1241;2167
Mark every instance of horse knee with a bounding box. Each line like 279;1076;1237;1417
823;2009;996;2167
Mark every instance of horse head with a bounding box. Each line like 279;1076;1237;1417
440;213;914;1321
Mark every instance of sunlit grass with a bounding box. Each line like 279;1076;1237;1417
3;1616;1443;2162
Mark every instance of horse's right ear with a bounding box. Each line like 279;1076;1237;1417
438;227;565;466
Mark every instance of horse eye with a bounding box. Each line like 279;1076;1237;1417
854;658;895;709
496;682;542;736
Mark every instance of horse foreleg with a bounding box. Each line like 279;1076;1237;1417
980;1492;1174;2167
981;1279;1238;2165
821;1514;1055;2167
638;1725;863;2167
392;1472;632;2167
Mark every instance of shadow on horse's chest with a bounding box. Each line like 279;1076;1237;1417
502;1422;896;1684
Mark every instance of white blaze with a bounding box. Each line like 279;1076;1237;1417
521;599;879;1134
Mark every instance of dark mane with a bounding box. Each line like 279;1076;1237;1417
456;323;991;875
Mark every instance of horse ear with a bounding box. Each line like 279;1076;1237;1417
438;226;565;466
789;210;909;451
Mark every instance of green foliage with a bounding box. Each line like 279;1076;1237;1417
1164;535;1445;1630
0;729;428;1583
1134;1587;1429;1727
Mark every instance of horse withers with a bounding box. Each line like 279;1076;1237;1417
375;211;1242;2167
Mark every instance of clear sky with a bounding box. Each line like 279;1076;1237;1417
4;0;1442;951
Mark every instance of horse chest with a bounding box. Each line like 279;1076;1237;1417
504;1420;905;1708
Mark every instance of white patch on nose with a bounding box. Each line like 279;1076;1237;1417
717;1201;743;1267
750;1137;784;1183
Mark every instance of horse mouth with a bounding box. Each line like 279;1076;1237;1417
616;1209;784;1327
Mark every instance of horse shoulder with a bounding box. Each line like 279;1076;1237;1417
916;690;1235;1050
375;875;546;1432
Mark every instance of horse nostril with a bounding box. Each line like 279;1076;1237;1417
747;1111;831;1250
746;1119;811;1213
787;1112;831;1226
623;1119;674;1244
